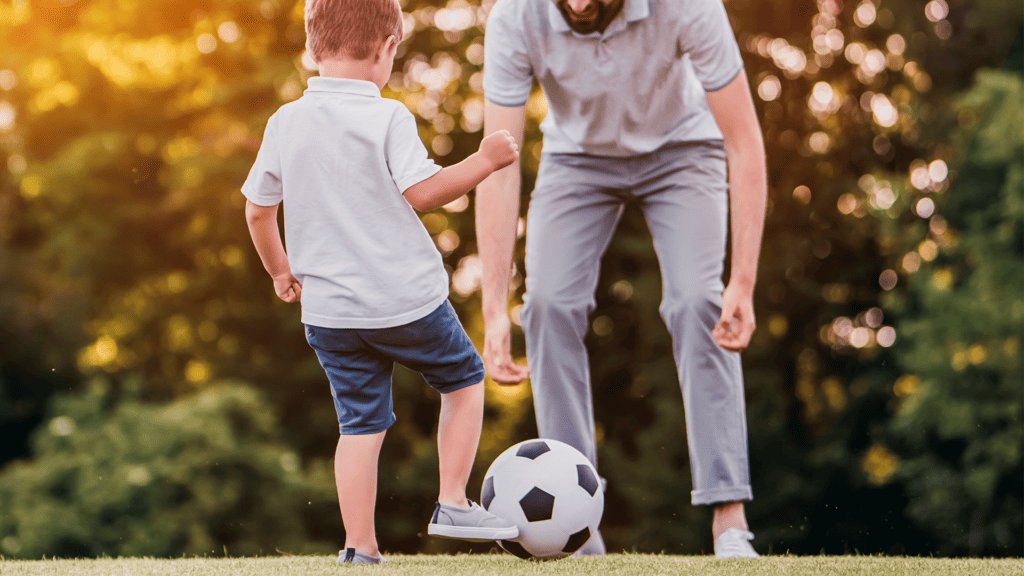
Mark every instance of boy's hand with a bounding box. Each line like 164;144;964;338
479;129;519;171
272;272;302;303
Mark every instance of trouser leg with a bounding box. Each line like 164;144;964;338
633;142;753;505
521;154;626;468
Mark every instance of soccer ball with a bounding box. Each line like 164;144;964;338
481;438;604;560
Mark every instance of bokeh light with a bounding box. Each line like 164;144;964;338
0;101;15;131
915;197;936;218
854;1;876;27
925;0;949;22
196;33;216;54
879;269;898;290
758;75;781;101
870;94;899;127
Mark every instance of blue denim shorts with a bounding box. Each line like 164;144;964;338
304;300;485;435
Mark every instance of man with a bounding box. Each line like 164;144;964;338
476;0;767;559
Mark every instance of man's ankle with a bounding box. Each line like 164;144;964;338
711;501;749;540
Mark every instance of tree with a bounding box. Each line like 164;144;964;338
887;57;1023;555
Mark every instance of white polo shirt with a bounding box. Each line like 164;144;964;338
242;77;448;329
484;0;745;157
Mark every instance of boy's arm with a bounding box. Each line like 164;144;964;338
403;130;518;212
244;199;302;303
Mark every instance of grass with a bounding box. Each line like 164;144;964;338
0;554;1020;575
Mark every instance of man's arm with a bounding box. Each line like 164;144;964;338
245;199;302;303
476;101;530;384
705;72;768;352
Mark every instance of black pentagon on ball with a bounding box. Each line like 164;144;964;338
577;464;599;496
519;487;555;522
562;527;591;554
482;476;495;510
516;440;550;460
500;540;533;560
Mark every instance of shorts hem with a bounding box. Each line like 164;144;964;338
435;370;486;395
340;415;396;436
691;486;753;506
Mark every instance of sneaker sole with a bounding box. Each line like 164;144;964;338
427;524;519;541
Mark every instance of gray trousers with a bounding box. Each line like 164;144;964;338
521;141;753;506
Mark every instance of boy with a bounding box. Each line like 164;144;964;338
241;0;520;565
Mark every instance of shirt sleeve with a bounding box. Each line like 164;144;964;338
385;107;442;194
483;0;534;107
241;113;284;206
677;0;745;92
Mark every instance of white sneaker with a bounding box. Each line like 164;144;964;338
570;529;606;557
714;528;760;559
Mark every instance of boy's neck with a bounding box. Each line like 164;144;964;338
318;57;377;84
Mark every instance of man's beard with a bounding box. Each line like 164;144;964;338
556;0;622;35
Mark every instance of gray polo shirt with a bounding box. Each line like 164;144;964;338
242;77;447;329
484;0;744;157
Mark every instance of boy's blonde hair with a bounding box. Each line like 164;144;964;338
305;0;404;62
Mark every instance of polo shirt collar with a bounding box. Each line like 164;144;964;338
305;76;381;97
547;0;650;37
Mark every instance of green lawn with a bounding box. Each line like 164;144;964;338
1;554;1020;575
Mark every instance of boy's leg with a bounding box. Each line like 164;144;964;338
366;301;516;541
305;324;395;559
429;378;517;541
335;430;386;557
437;380;484;507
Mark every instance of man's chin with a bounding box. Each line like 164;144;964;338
571;22;598;33
567;16;600;33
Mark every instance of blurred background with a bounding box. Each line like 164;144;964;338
0;0;1021;560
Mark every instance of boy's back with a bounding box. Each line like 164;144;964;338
243;76;447;330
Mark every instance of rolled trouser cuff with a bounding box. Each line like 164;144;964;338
691;486;753;506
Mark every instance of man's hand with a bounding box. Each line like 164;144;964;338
713;283;755;352
272;272;302;303
479;129;519;172
483;314;531;385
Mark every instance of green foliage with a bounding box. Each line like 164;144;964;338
0;380;339;559
887;68;1024;556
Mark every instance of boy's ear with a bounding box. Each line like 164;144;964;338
378;35;398;59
